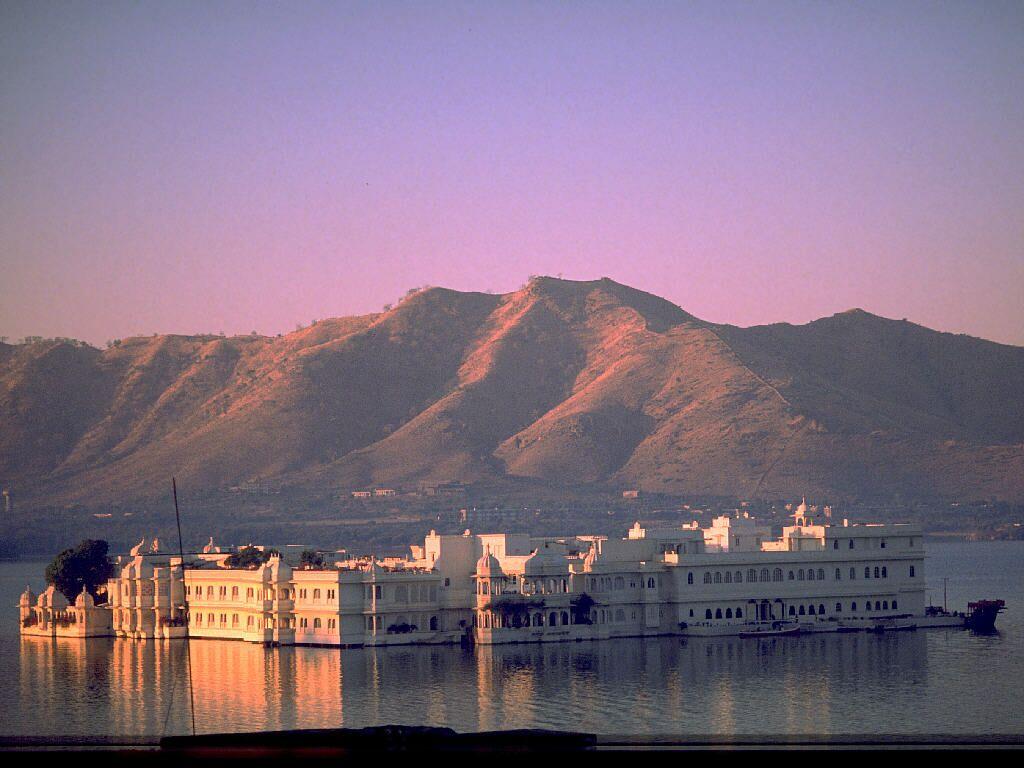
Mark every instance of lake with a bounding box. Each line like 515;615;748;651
2;541;1022;741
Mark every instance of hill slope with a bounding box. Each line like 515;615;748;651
2;277;1022;505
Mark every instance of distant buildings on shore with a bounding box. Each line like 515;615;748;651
349;482;468;500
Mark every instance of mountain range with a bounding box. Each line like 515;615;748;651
3;276;1023;507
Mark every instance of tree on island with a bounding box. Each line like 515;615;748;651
224;546;279;569
45;539;115;604
571;592;595;625
299;550;326;569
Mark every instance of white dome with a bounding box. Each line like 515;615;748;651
38;585;68;609
524;545;567;576
476;548;503;577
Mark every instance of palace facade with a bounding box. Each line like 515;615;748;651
20;503;928;645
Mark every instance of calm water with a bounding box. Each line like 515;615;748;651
2;541;1022;740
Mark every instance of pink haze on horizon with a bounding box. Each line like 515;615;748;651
1;2;1022;347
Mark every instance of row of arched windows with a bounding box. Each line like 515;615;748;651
689;564;893;585
695;598;900;621
477;611;571;629
586;576;659;592
186;585;278;601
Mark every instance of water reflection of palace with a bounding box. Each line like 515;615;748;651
17;630;931;737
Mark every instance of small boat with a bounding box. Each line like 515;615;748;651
965;599;1005;632
738;621;800;638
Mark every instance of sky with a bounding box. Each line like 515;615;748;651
1;0;1022;347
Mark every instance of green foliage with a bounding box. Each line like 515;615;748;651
224;546;272;569
45;539;115;603
300;550;326;569
571;592;596;625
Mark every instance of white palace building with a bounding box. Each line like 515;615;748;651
20;502;937;646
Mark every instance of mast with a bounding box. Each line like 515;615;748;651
173;477;197;736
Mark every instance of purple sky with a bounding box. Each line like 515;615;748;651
2;1;1022;347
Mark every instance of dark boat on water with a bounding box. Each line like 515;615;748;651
965;599;1005;632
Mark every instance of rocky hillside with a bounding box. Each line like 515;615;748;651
3;277;1022;506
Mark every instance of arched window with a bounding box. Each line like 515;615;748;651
735;571;743;583
736;608;743;618
851;602;858;612
748;569;757;583
849;540;855;549
835;602;843;612
835;568;842;580
798;569;805;581
703;573;712;584
866;603;872;612
773;568;783;582
687;572;694;584
313;617;321;629
705;609;713;619
430;616;438;631
807;569;815;581
561;611;569;625
874;567;880;579
882;601;888;610
865;567;871;579
725;608;733;618
789;606;796;616
788;571;795;581
715;608;723;619
892;600;898;610
850;567;856;579
808;605;815;615
550;611;558;626
881;567;887;578
714;572;722;584
833;540;839;550
647;577;656;589
724;571;732;583
819;604;825;614
760;568;770;582
875;601;881;610
817;569;825;580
